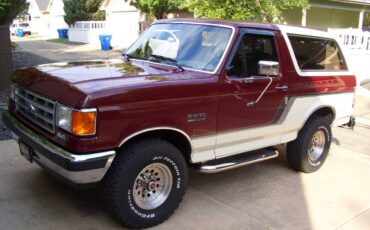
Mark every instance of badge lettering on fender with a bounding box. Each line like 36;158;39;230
187;113;207;123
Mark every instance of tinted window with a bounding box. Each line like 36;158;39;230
228;34;278;77
288;35;347;71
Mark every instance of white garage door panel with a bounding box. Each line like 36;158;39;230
107;12;140;48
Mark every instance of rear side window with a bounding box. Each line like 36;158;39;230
288;35;347;71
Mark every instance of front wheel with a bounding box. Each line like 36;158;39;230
287;115;332;173
102;138;188;228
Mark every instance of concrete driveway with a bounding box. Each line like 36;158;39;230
12;36;122;63
1;39;369;230
0;132;369;230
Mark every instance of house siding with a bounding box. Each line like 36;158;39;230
282;8;303;26
365;12;370;27
306;7;332;29
28;0;68;37
306;7;359;29
104;0;141;47
331;9;359;28
282;0;370;30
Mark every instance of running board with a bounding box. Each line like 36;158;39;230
194;149;279;173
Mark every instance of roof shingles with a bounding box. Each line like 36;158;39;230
35;0;50;12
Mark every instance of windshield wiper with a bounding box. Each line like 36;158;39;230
122;53;132;62
149;54;184;72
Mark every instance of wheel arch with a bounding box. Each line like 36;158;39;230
303;105;336;128
118;127;192;162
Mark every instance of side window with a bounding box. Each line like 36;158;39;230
228;34;279;78
288;35;347;71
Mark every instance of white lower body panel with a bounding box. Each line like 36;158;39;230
190;92;354;163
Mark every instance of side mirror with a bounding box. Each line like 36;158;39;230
257;61;279;76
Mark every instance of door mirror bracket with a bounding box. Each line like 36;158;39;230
244;76;273;107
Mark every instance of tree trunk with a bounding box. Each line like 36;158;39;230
0;25;13;91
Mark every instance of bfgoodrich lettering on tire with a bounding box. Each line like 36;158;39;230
287;115;332;173
102;138;188;228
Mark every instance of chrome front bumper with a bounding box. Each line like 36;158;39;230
3;111;116;185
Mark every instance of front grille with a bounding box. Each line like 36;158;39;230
14;86;56;133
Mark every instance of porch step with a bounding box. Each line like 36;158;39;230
194;148;279;173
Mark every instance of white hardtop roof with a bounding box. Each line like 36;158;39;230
277;25;337;40
276;25;353;77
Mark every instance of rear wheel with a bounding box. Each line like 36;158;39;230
287;115;332;173
102;138;188;228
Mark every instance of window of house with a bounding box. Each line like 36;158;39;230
288;35;347;71
228;34;278;78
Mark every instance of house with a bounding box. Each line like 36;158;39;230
28;0;68;37
99;0;143;48
98;0;369;48
282;0;370;30
69;0;369;49
99;0;192;47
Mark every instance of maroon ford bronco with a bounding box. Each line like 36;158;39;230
3;19;356;228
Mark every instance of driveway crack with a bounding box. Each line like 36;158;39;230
333;207;370;230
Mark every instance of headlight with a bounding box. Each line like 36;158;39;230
56;104;97;136
56;104;72;131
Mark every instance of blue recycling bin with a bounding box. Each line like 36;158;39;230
17;28;24;37
57;29;68;38
99;35;112;51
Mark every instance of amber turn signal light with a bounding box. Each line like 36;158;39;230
71;110;96;135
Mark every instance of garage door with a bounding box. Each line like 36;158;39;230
106;11;141;48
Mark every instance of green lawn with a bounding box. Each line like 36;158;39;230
45;38;70;44
11;42;18;49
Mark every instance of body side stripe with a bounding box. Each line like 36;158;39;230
190;92;354;163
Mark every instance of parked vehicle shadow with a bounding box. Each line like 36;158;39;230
187;145;313;230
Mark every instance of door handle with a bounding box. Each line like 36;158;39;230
275;85;288;91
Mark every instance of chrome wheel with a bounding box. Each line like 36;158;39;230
308;130;326;162
133;163;173;210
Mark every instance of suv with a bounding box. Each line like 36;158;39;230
3;19;356;228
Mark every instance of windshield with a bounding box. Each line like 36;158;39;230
126;23;233;72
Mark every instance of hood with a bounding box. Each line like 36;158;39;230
32;59;169;84
11;59;196;107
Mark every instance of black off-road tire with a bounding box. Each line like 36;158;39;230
102;138;188;229
287;115;332;173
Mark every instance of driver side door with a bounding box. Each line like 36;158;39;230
216;29;288;158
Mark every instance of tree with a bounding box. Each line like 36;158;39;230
0;0;28;90
15;3;30;21
126;0;182;19
0;0;28;25
63;0;105;26
183;0;308;23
